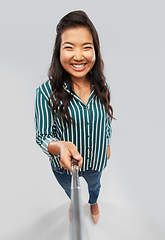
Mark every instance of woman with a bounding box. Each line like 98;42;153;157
35;10;114;224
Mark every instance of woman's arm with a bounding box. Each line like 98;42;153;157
35;85;83;171
35;87;59;157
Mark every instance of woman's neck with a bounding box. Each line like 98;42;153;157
72;78;92;105
71;76;91;88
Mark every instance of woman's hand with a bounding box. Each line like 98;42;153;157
107;146;111;160
48;141;83;171
60;141;83;171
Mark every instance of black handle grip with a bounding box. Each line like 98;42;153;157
71;157;78;167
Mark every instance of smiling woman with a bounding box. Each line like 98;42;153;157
60;27;96;83
34;10;114;225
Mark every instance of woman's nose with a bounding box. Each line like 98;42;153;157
73;49;84;61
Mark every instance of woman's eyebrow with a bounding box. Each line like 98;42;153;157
62;42;93;46
82;42;93;46
62;42;74;46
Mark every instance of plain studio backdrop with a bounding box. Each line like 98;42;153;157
0;0;165;239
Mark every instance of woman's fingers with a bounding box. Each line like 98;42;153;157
60;163;68;170
69;150;83;169
60;155;83;171
60;158;71;171
75;155;83;169
60;142;83;171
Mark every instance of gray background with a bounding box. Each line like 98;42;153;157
0;0;165;239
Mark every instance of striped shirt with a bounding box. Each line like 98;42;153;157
34;80;112;175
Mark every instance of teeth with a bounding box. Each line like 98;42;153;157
72;64;85;68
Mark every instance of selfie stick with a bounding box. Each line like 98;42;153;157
71;157;83;240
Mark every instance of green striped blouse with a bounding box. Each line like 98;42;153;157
34;80;112;174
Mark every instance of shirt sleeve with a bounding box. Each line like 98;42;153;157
105;82;112;146
34;87;59;157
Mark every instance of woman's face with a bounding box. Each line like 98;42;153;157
60;26;96;83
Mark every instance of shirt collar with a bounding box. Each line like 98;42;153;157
63;81;95;106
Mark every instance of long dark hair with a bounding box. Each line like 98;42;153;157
48;10;114;124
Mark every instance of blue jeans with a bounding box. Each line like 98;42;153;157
51;164;102;205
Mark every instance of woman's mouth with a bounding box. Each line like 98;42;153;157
71;64;87;71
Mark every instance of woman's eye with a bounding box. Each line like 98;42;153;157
64;46;73;49
84;46;92;50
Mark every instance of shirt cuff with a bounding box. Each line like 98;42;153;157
36;134;59;158
106;137;111;146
